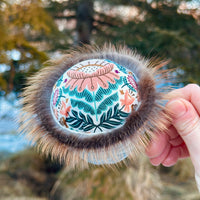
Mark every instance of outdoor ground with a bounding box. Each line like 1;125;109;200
0;149;199;200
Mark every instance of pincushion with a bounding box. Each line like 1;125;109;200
19;45;170;167
50;59;140;136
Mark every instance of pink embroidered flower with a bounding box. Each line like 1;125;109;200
53;89;59;105
65;64;120;92
127;75;137;90
60;101;71;117
120;90;135;112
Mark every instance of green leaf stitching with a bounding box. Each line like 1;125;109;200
97;92;119;115
71;99;95;115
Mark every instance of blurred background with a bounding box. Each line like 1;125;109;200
0;0;200;199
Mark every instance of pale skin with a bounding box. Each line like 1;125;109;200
146;84;200;182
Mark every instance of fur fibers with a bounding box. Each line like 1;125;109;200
19;44;171;168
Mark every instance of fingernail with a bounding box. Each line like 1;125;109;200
167;100;187;118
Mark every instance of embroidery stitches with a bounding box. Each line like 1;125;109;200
50;59;141;135
65;63;120;92
66;104;129;133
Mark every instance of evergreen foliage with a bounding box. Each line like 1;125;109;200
0;0;199;93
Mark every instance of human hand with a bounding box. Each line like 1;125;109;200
146;84;200;173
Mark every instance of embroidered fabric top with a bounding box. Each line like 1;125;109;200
50;59;141;136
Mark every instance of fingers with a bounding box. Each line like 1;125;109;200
148;142;188;167
168;84;200;115
146;126;177;158
146;133;170;166
147;84;200;168
146;126;189;166
146;133;169;158
167;126;185;147
166;98;200;171
162;143;189;167
150;142;171;166
162;147;179;167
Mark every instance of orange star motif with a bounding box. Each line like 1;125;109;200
120;90;135;112
60;101;71;117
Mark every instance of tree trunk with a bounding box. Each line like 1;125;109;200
76;0;94;45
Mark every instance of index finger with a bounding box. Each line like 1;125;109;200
167;84;200;115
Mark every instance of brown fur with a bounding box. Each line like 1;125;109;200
19;44;172;167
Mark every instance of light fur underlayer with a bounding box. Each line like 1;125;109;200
19;44;172;169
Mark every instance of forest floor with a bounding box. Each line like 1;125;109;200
0;149;199;200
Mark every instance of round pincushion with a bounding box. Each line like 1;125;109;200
50;59;140;135
19;45;170;167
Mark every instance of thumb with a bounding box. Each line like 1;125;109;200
166;99;200;171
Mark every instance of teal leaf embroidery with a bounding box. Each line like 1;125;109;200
97;92;119;115
56;88;63;107
100;113;106;123
122;76;136;92
100;123;115;129
118;110;129;118
83;125;95;132
66;104;130;133
97;104;129;130
95;76;123;102
65;116;76;123
70;120;82;128
87;115;94;124
66;111;95;132
62;86;93;102
71;99;95;115
71;110;78;118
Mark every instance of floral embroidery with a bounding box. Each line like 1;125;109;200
65;63;120;92
50;59;141;135
127;75;138;90
122;75;138;91
60;101;71;117
66;104;129;133
53;89;59;105
120;90;135;112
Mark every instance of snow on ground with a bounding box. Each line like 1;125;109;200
0;93;30;154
